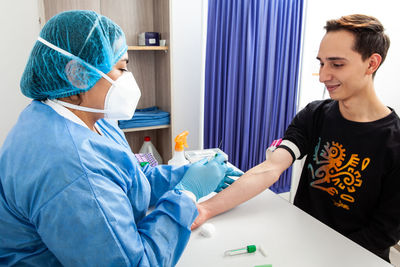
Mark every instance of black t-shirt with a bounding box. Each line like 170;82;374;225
282;99;400;262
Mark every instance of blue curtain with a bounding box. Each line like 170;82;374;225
204;0;304;193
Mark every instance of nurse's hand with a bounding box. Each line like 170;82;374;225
214;168;243;192
175;154;227;200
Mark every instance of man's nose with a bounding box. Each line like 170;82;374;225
319;67;332;83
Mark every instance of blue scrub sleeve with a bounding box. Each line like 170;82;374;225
142;164;190;206
32;173;198;266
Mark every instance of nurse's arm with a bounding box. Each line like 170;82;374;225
192;147;293;229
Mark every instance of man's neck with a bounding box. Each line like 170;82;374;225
338;86;391;122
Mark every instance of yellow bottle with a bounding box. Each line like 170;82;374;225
168;131;190;166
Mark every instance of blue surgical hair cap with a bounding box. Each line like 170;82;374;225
20;10;128;100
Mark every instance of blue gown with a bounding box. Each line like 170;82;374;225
0;100;198;266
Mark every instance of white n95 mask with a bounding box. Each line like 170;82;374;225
102;71;141;120
104;71;141;120
54;71;141;120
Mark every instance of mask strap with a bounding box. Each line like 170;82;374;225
37;37;115;85
51;99;108;114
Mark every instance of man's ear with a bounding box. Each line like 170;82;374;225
366;53;382;75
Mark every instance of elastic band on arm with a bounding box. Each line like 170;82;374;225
277;140;301;162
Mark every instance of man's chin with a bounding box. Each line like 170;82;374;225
328;90;341;101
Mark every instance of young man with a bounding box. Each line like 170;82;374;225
194;14;400;262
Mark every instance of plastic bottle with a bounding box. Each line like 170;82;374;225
168;131;190;166
139;136;163;165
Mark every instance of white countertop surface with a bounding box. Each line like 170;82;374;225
177;189;392;267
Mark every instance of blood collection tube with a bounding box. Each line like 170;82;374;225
224;245;257;256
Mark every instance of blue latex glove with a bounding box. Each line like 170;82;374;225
214;168;243;193
175;154;228;200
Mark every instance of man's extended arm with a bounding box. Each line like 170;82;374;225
192;147;293;229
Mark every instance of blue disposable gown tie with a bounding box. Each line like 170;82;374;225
0;100;198;266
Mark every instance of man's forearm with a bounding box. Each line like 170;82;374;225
200;148;293;218
202;165;280;217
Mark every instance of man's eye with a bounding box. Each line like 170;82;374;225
333;63;344;68
120;68;128;72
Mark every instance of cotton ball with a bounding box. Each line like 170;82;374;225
259;245;267;257
199;223;215;238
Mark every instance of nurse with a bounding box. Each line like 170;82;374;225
0;10;240;266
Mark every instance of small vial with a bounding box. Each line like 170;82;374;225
224;245;256;256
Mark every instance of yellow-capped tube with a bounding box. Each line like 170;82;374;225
168;131;190;166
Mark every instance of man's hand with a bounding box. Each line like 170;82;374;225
191;203;211;230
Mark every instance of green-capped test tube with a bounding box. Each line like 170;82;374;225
224;245;256;256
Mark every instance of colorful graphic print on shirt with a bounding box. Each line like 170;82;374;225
307;138;370;210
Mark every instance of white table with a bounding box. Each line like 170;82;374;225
177;189;392;267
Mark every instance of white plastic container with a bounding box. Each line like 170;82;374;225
168;131;190;166
139;136;163;165
168;150;189;166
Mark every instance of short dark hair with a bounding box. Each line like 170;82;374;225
325;14;390;73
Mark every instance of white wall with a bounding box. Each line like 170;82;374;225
299;0;400;112
170;0;207;150
0;1;40;146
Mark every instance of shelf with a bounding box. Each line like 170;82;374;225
121;124;170;133
128;46;168;51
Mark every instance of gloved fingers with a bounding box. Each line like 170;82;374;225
214;183;226;193
225;166;243;175
220;183;229;189
214;179;233;193
214;184;228;193
223;176;236;185
207;156;228;173
226;169;244;177
212;153;227;164
215;178;226;191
